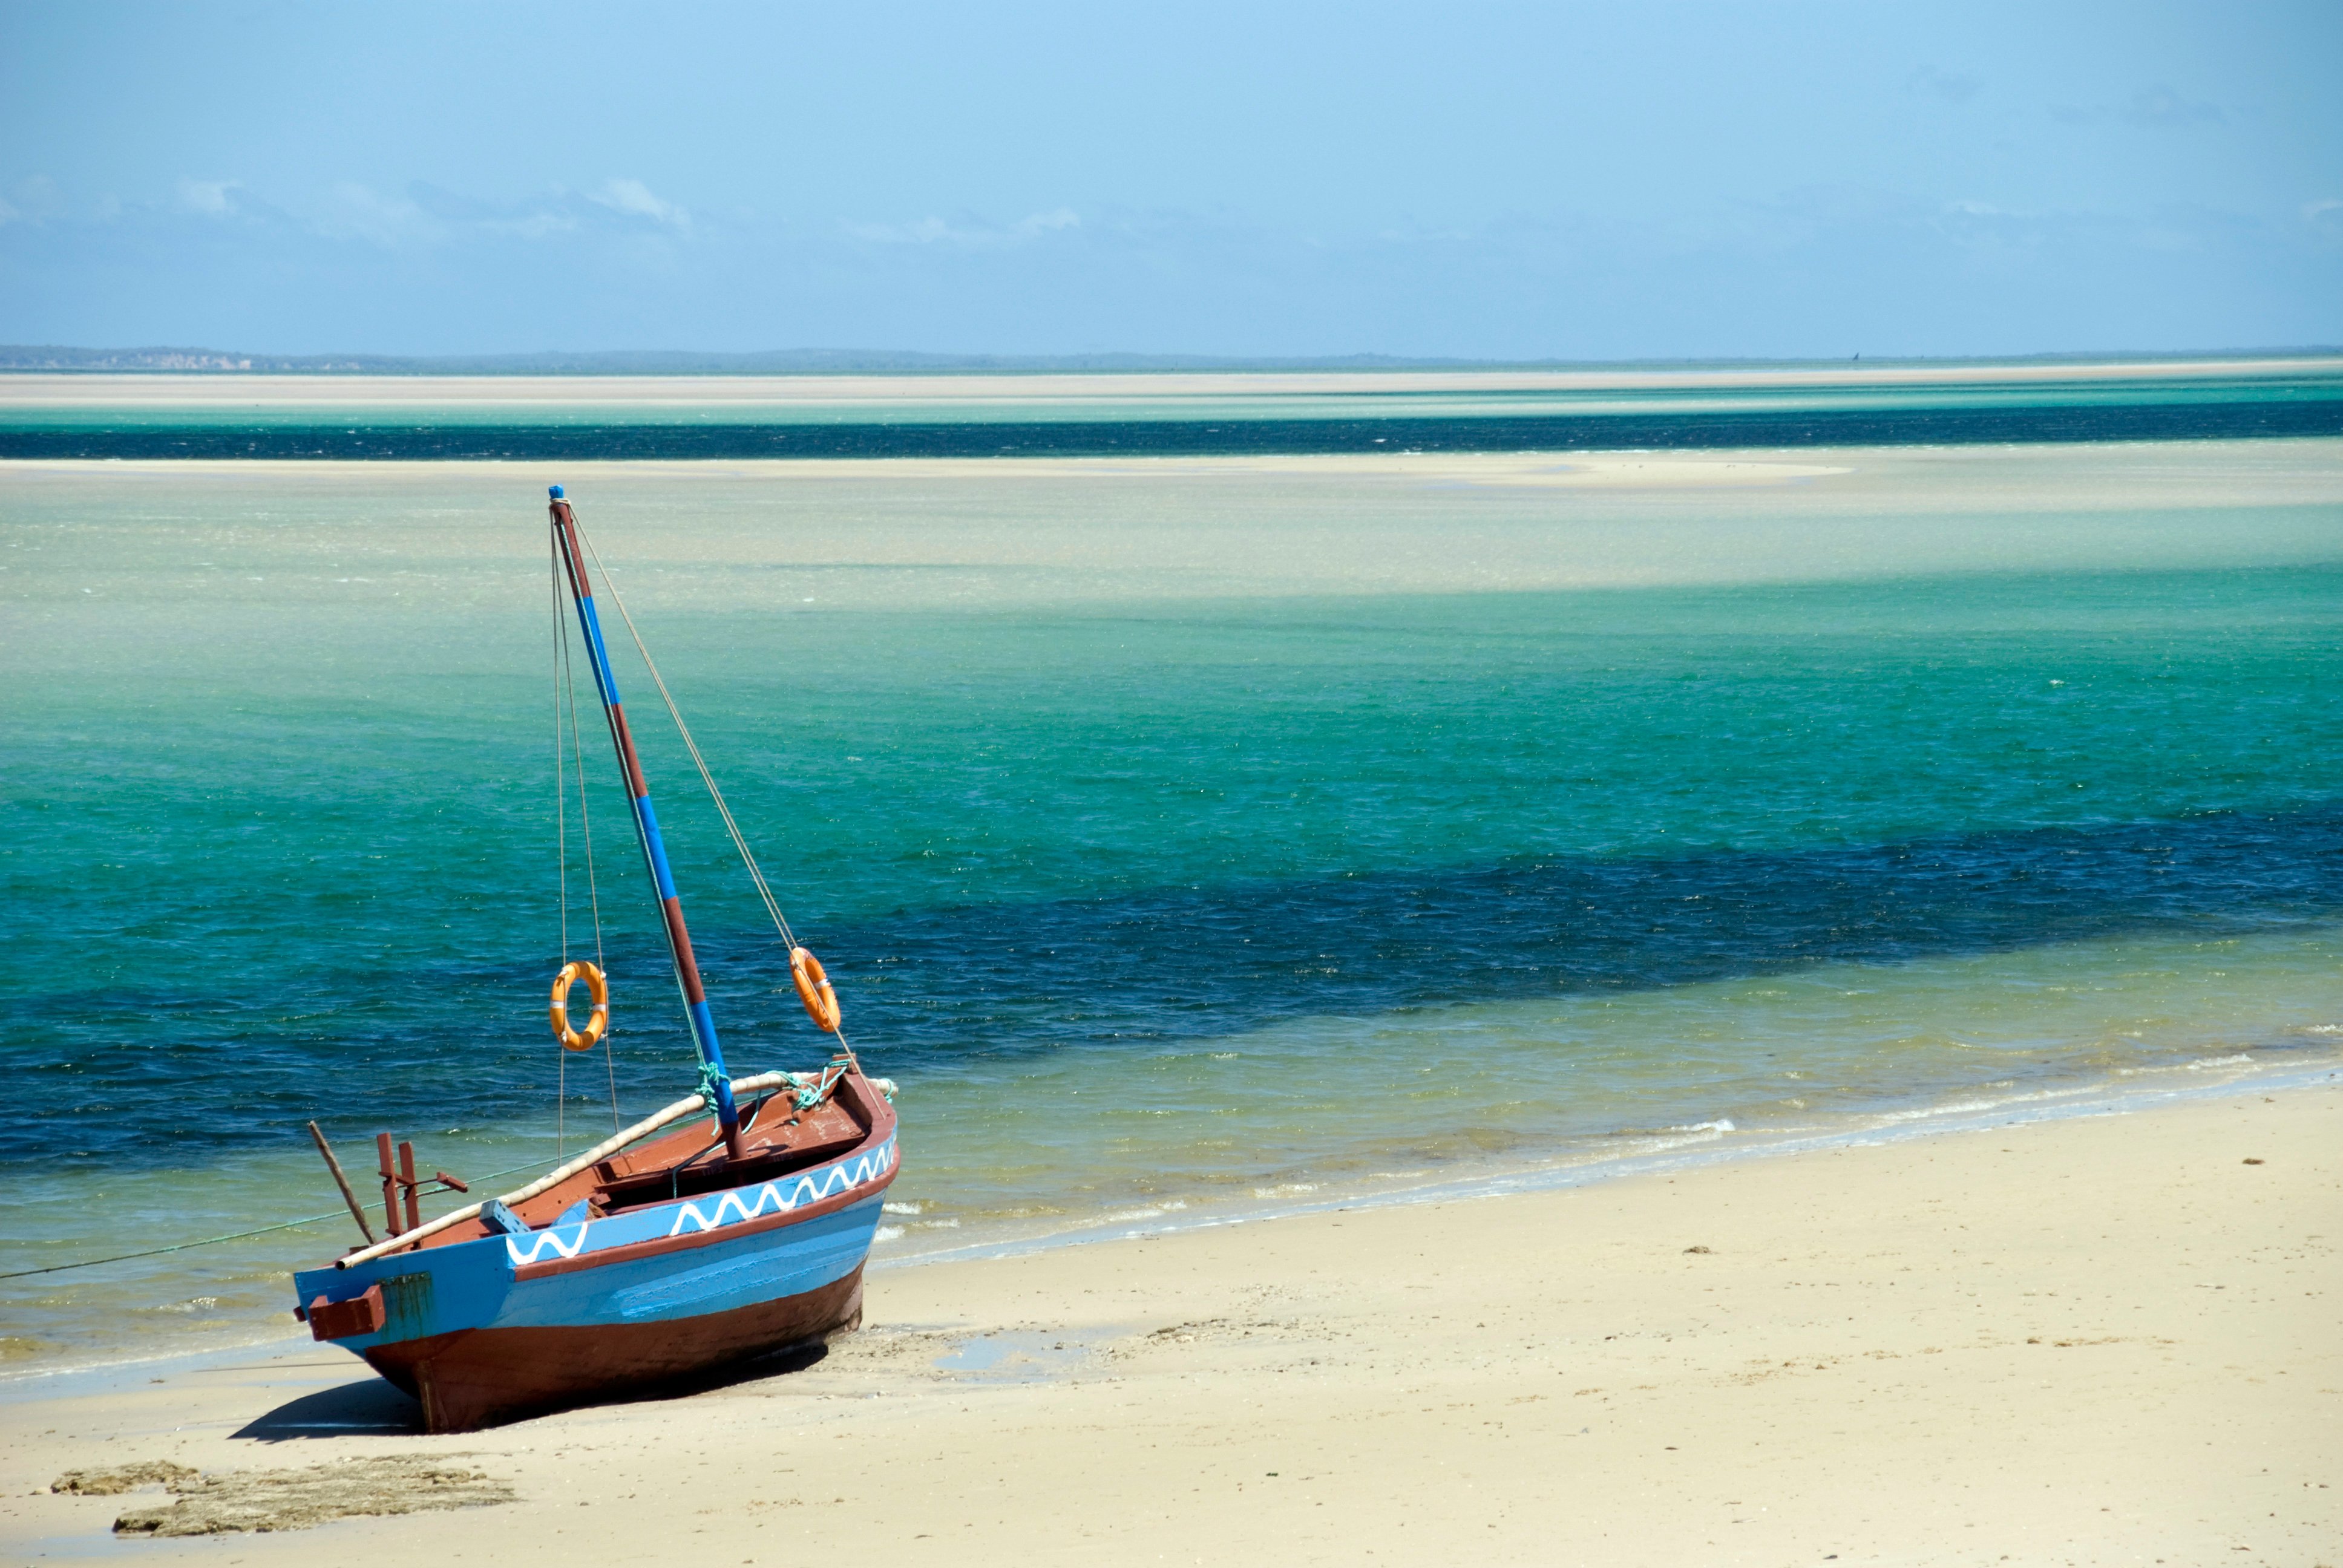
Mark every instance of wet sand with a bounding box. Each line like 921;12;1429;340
5;1083;2336;1565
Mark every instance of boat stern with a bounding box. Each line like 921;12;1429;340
292;1235;510;1357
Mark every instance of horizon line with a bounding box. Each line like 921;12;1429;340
7;343;2343;378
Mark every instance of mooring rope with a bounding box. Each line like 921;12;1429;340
0;1152;572;1282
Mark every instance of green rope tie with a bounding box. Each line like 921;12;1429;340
796;1063;848;1110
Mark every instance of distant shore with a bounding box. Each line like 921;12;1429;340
5;1082;2335;1563
4;354;2342;407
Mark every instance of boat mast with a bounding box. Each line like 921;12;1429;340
548;486;742;1160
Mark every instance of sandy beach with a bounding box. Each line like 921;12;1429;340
5;1082;2335;1565
10;1;2340;1560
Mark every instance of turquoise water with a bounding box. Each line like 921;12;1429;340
5;364;2340;458
3;436;2341;1370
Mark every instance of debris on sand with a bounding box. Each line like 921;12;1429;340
51;1454;513;1536
51;1462;198;1496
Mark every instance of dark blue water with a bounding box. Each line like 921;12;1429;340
3;432;2339;1366
11;567;2341;1175
6;374;2343;459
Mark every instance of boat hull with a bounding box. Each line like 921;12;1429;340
295;1117;897;1432
371;1264;865;1432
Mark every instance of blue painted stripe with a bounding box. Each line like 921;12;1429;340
687;1000;736;1119
293;1140;896;1345
634;797;681;901
294;1197;883;1339
575;597;623;705
554;510;733;1126
508;1195;881;1329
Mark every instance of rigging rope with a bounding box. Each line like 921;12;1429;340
551;544;569;1158
571;515;867;1074
552;532;624;1158
575;520;802;956
560;551;620;1133
11;513;880;1293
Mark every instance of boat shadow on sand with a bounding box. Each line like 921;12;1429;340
232;1342;831;1442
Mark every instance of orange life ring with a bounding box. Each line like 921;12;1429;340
790;946;842;1033
550;959;609;1052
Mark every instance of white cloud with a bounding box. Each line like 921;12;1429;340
483;209;578;240
316;181;433;246
2123;83;2225;129
177;177;240;215
1944;198;2014;217
2054;83;2227;130
843;207;1081;247
589;177;689;228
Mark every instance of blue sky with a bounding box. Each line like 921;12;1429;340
2;1;2338;359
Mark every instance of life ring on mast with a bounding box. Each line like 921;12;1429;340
790;947;842;1033
550;960;609;1052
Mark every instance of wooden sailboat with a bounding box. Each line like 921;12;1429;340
291;486;898;1434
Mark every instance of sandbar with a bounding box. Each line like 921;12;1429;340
4;357;2338;412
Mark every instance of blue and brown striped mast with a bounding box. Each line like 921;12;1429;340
548;485;743;1161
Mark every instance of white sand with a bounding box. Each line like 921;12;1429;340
5;1085;2336;1564
7;442;2341;624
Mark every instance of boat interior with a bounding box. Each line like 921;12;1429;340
365;1068;886;1256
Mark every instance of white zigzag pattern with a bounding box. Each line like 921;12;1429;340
666;1142;897;1239
496;1140;896;1266
503;1224;591;1268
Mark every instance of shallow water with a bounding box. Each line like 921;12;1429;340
3;437;2339;1368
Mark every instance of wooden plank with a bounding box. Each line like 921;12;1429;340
307;1120;377;1245
307;1282;386;1342
376;1132;401;1236
398;1141;422;1233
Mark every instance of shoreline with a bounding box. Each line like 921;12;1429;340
879;1043;2343;1275
3;1080;2335;1563
7;1051;2333;1397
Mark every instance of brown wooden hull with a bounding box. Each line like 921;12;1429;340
365;1266;866;1432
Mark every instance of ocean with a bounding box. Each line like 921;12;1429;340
3;380;2340;1373
4;363;2342;459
